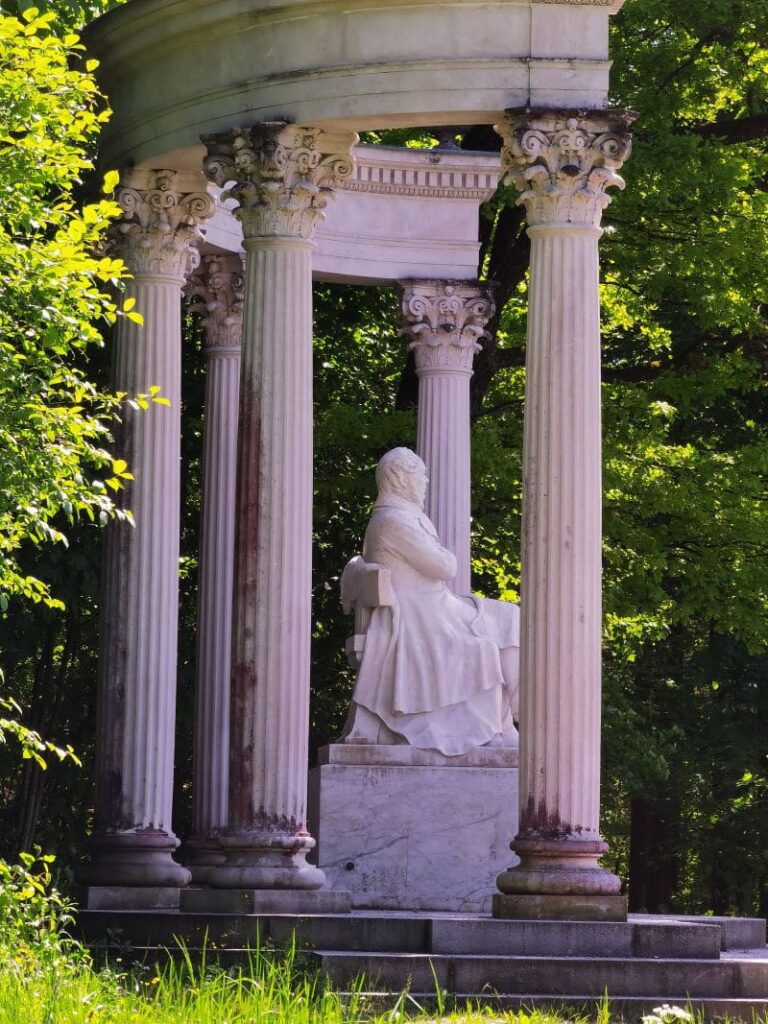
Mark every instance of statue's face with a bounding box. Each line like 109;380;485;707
410;463;428;509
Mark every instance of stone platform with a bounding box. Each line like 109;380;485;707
308;743;519;913
75;907;768;1021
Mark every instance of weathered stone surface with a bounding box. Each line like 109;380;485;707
493;892;628;921
309;761;519;912
201;126;355;890
82;169;213;889
77;886;182;911
85;1;622;168
318;743;518;768
180;888;350;915
493;109;632;904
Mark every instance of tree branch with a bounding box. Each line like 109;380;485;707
676;113;768;145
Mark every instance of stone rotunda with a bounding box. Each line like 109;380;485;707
73;1;768;1010
79;0;634;921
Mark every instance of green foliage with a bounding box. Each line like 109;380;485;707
0;850;86;983
0;0;124;32
0;694;79;768
592;0;768;912
0;9;137;610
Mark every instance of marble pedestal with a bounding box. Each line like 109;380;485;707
308;744;519;913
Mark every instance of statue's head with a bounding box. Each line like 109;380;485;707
375;448;428;509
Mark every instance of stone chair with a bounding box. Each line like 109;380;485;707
339;555;395;669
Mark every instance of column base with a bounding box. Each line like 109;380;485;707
493;892;628;921
180;835;227;884
181;886;350;914
78;830;191;888
497;837;622;895
207;830;325;890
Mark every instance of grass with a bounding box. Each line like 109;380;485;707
0;940;591;1023
0;856;592;1024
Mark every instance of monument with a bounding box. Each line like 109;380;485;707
80;0;632;923
308;448;521;912
340;446;519;755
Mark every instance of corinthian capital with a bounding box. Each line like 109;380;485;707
400;280;496;374
185;254;244;352
202;123;357;240
495;110;634;229
110;169;215;280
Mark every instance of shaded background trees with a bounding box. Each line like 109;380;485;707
0;0;766;916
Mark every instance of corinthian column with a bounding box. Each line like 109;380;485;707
202;124;357;893
401;281;495;596
492;111;633;920
183;254;244;881
83;169;214;890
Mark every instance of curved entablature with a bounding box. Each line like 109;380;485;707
197;143;502;283
86;0;624;169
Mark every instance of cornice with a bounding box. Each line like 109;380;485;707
344;146;501;201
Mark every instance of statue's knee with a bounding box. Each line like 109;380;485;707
500;646;520;690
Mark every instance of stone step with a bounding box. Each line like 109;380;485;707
315;951;768;999
77;911;431;953
428;917;722;959
76;912;725;960
339;992;768;1023
630;914;767;953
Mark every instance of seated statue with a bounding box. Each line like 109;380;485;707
339;447;519;757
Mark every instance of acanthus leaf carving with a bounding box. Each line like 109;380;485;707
202;123;357;240
495;111;634;229
110;169;215;280
185;253;245;352
400;280;496;374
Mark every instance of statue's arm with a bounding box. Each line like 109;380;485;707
381;513;457;581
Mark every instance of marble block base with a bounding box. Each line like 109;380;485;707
180;887;351;915
76;886;182;911
308;744;519;913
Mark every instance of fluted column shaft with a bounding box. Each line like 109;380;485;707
401;280;495;597
184;255;243;881
203;123;357;889
417;372;472;592
83;170;214;887
493;111;633;918
519;223;604;842
229;237;315;845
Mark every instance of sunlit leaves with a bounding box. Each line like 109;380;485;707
0;12;133;609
